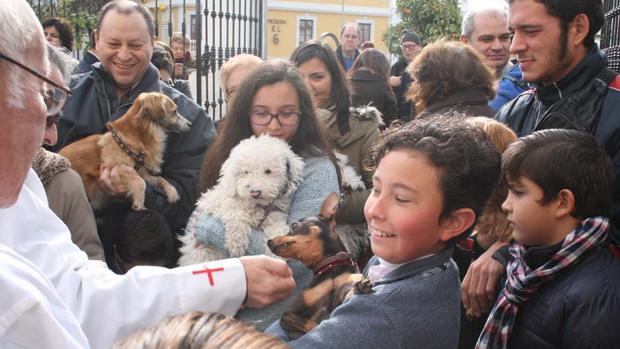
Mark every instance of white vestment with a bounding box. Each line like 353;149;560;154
0;243;89;349
0;170;247;349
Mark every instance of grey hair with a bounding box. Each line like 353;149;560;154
461;5;507;39
0;0;48;109
47;44;73;84
340;22;361;38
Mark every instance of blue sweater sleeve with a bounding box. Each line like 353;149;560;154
288;156;340;223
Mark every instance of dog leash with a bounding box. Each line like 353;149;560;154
107;125;158;176
312;252;359;277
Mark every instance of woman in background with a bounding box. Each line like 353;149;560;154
349;48;398;126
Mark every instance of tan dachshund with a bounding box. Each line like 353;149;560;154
59;92;190;210
267;193;373;339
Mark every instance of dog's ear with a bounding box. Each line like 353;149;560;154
319;192;340;226
319;192;339;233
134;92;166;122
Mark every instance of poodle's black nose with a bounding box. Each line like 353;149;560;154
291;222;299;230
267;239;273;248
250;190;262;198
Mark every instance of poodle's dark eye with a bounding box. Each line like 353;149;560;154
265;169;272;174
244;170;249;174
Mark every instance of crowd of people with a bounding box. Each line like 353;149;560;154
1;0;620;348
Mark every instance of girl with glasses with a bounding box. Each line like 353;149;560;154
195;60;340;330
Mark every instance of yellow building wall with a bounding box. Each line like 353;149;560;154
277;0;389;7
267;9;390;59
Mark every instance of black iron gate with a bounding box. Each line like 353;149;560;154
29;0;264;121
197;0;264;121
602;0;620;73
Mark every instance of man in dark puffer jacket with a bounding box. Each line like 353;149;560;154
462;0;620;331
496;0;620;245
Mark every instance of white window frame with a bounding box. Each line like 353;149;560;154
356;19;374;44
296;15;317;46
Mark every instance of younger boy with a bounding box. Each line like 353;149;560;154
113;209;175;273
477;129;620;348
267;115;501;348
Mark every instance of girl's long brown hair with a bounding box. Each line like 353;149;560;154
197;60;338;193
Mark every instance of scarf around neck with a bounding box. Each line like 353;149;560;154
32;148;70;186
475;216;609;349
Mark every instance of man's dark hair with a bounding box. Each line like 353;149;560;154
509;0;604;50
370;114;501;242
115;209;175;270
41;17;74;51
97;0;155;38
502;129;614;219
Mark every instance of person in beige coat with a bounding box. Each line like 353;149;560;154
35;44;104;260
291;41;381;225
32;148;104;260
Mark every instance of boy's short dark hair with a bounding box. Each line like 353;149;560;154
115;209;175;270
502;129;614;219
370;114;501;241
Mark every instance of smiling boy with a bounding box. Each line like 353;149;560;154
477;129;620;348
268;115;501;348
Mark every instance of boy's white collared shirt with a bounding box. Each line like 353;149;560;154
367;254;437;283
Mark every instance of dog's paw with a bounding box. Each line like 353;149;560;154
131;201;146;210
165;188;180;203
354;278;374;294
345;176;366;192
163;184;180;203
157;177;180;203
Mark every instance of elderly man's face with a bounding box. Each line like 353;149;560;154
171;41;185;60
0;43;48;207
341;25;360;55
96;9;154;93
465;12;511;76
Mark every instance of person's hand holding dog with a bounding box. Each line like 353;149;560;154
99;164;143;197
461;240;507;318
239;255;295;308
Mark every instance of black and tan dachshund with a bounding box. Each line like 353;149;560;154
267;192;373;339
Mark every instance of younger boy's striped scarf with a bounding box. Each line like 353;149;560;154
475;216;609;349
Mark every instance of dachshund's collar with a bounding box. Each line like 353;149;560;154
107;125;158;176
312;252;358;276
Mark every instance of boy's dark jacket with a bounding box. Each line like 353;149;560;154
494;243;620;348
496;45;620;244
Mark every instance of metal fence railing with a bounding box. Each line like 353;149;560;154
602;0;620;73
198;0;264;120
29;0;265;121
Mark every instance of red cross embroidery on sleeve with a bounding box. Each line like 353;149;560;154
192;266;225;286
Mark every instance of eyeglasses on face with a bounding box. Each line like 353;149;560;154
401;43;420;50
249;110;301;127
0;52;72;117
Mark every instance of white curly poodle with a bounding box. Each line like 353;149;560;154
179;134;305;265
